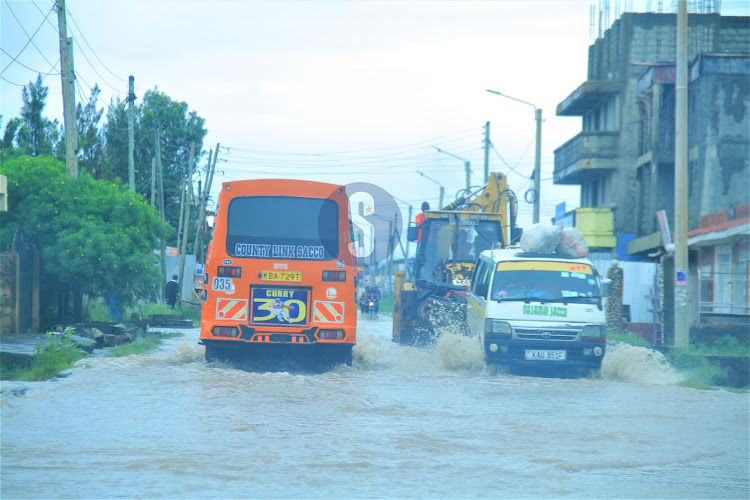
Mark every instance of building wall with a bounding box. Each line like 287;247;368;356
690;67;750;227
576;13;747;237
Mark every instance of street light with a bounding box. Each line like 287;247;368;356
433;146;471;192
417;170;445;208
486;89;543;224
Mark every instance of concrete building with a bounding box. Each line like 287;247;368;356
553;12;749;341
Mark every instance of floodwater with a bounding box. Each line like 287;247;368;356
1;316;748;499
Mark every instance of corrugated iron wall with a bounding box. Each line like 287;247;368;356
589;251;658;324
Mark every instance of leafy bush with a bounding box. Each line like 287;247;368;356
607;330;650;346
108;335;162;357
687;335;749;357
1;331;88;381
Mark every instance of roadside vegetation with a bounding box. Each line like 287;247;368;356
1;318;187;382
609;330;748;390
1;330;87;381
84;296;201;326
108;331;184;357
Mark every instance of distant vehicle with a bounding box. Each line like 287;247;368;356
392;172;520;346
466;247;610;376
199;179;357;368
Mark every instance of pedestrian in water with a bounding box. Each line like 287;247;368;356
165;274;179;309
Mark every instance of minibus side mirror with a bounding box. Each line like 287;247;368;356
600;278;612;298
407;226;419;242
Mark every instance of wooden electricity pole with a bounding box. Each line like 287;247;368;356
127;76;136;192
483;121;491;183
150;157;156;205
193;144;219;262
56;0;78;177
178;144;195;295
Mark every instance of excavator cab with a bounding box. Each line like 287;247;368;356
394;172;520;345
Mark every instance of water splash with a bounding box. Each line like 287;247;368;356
435;333;485;371
602;342;683;385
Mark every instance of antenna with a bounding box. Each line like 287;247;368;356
590;3;596;41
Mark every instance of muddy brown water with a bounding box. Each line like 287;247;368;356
1;316;748;499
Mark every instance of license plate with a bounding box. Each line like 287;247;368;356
261;271;302;282
525;350;566;361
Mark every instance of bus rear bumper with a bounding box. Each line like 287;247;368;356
200;338;354;369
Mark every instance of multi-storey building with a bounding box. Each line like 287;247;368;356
554;12;749;338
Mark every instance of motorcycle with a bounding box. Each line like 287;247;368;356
365;299;378;320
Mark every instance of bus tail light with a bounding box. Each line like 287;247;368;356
217;266;242;278
318;329;345;340
322;271;346;282
212;326;239;337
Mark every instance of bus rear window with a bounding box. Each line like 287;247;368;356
226;196;339;260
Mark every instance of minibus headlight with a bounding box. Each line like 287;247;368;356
581;325;606;341
484;319;511;336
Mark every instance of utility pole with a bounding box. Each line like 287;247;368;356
155;130;166;295
155;130;165;220
404;205;413;277
177;180;185;252
483;121;491;183
193;144;220;262
533;108;543;224
434;147;471;191
486;89;542;222
127;76;136;192
56;0;78;178
151;157;156;205
674;0;689;347
178;144;195;297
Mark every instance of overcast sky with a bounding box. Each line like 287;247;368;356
2;0;748;231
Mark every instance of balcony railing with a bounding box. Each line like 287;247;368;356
553;131;619;184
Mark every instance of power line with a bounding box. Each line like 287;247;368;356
64;3;128;85
0;2;55;76
65;21;127;93
4;0;58;71
0;48;59;76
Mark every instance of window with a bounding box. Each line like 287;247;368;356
226;196;339;260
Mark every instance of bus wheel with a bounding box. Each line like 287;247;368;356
204;344;220;362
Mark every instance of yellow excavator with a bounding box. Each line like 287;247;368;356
392;172;520;345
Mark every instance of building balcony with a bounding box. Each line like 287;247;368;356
553;131;620;185
557;80;621;116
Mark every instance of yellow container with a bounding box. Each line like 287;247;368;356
575;208;616;247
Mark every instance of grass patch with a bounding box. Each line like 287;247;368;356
1;331;88;381
608;330;650;346
108;334;163;357
683;335;749;357
84;297;201;325
378;294;394;314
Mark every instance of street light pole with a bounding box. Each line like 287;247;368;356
486;89;543;223
433;147;471;191
417;170;444;208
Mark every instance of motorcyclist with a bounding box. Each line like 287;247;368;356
368;286;381;316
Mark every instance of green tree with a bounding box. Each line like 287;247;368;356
103;88;208;247
76;85;105;178
0;154;171;324
2;75;62;159
101;96;132;184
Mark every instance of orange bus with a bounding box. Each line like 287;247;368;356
199;179;357;368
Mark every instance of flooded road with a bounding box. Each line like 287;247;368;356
2;316;748;499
